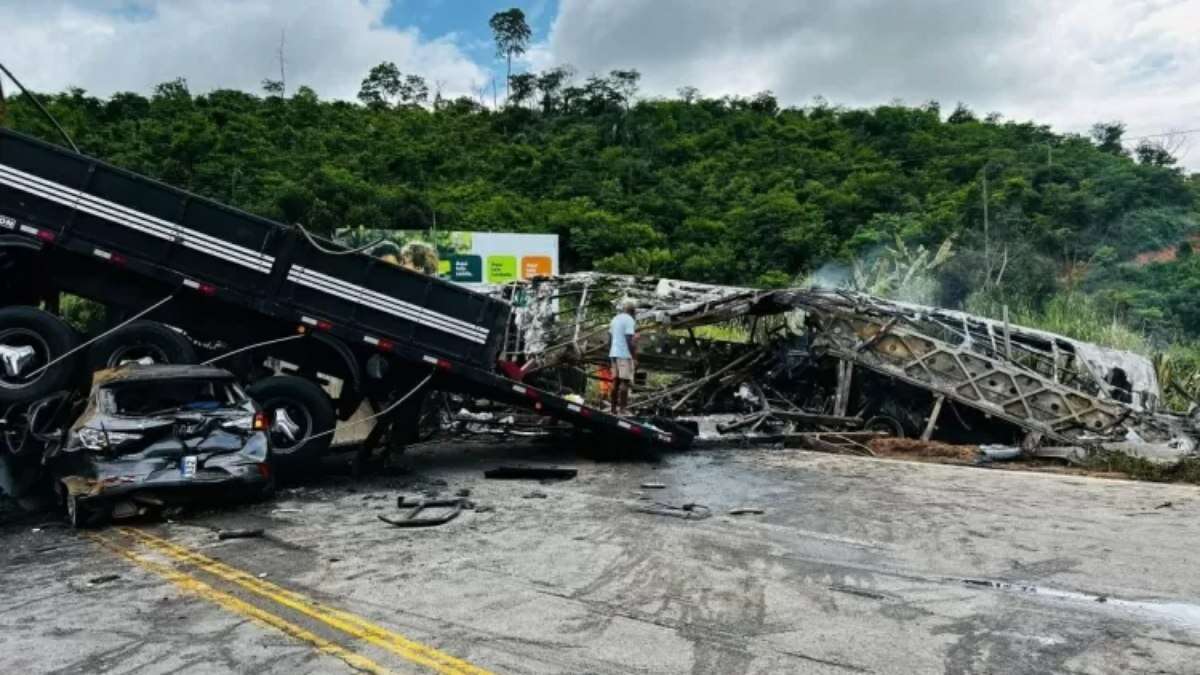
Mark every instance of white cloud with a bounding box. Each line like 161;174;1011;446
544;0;1200;170
0;0;489;101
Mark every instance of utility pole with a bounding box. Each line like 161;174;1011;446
277;29;287;97
982;169;991;285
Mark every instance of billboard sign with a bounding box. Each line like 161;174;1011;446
334;229;558;286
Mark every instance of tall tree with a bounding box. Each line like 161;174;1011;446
1092;121;1127;155
357;63;427;108
508;72;537;109
489;8;532;102
358;61;402;109
535;65;572;114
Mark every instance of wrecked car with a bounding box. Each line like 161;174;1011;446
44;365;274;527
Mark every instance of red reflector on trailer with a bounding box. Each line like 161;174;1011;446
437;359;452;371
627;425;644;436
183;279;215;295
365;336;394;351
35;229;56;242
110;253;127;266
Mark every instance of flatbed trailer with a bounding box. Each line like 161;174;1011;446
0;128;688;465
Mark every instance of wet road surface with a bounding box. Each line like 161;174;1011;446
2;441;1199;674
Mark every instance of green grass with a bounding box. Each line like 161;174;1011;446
967;291;1148;352
1080;451;1200;484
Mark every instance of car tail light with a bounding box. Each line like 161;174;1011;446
257;462;271;479
253;411;268;431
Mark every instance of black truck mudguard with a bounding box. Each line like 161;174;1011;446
0;128;691;449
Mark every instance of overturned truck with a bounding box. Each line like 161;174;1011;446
498;273;1197;461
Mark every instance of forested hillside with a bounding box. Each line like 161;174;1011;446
2;69;1198;342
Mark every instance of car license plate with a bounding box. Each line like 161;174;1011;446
181;455;197;478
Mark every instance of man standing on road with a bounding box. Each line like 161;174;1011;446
609;300;637;415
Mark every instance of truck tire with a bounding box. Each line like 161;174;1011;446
88;320;197;371
0;307;81;405
247;375;336;470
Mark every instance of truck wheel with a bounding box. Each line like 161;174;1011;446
88;320;197;371
0;307;81;405
247;375;335;470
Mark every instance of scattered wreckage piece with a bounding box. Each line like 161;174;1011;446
378;496;467;527
791;431;886;456
217;528;265;540
633;502;712;520
483;466;578;480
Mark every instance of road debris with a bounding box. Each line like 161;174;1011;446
217;529;265;540
485;466;577;481
728;507;765;515
378;497;466;528
522;491;548;499
633;502;712;520
87;574;120;585
640;481;666;489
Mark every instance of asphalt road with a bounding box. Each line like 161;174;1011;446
2;440;1199;674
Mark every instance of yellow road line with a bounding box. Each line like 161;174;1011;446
87;533;391;675
119;527;493;675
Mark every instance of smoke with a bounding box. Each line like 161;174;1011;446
805;260;853;289
803;239;952;307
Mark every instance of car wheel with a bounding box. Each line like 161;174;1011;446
87;320;197;371
246;375;335;471
0;307;81;405
65;493;108;529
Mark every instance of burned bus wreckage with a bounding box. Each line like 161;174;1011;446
492;273;1198;464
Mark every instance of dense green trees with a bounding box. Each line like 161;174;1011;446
2;66;1197;341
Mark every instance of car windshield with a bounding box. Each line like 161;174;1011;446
100;378;247;416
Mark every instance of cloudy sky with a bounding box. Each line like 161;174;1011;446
2;0;1198;169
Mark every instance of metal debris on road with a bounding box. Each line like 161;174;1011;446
484;466;578;480
87;574;120;585
217;528;265;540
640;482;666;489
728;507;765;515
378;496;466;527
633;502;712;520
